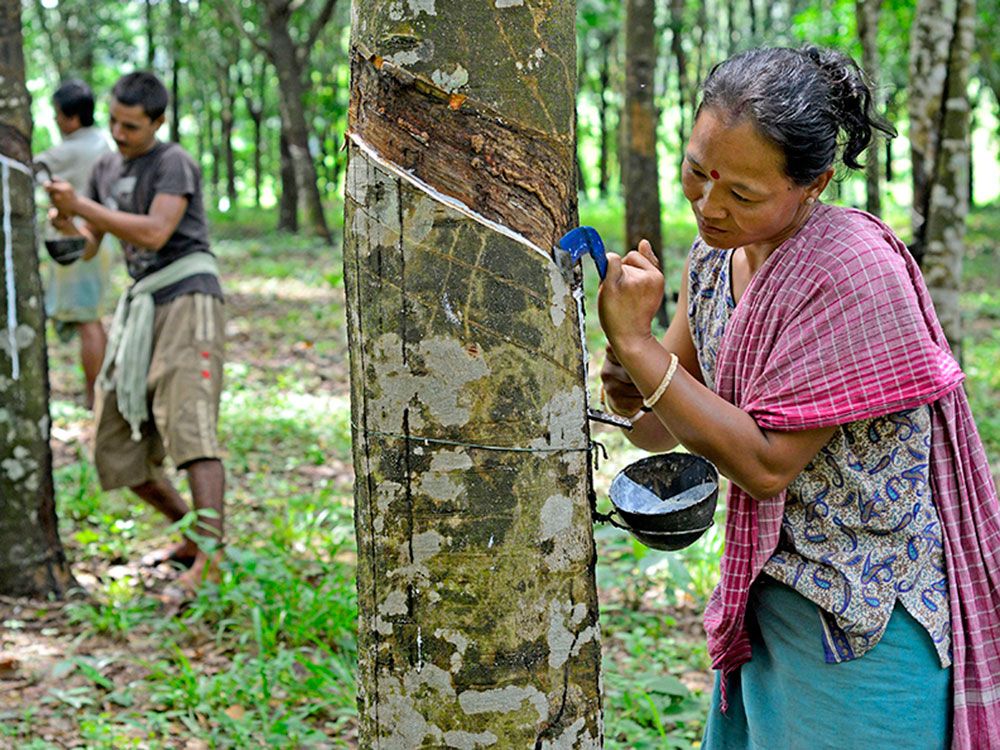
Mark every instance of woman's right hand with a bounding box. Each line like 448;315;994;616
601;344;645;417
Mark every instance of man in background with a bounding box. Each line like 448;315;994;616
36;79;110;409
46;72;226;592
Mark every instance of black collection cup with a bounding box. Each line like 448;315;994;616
608;453;719;551
44;236;86;266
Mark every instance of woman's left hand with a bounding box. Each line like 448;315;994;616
597;239;665;355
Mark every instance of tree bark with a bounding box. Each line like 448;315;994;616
145;0;155;69
219;61;238;211
30;0;95;82
856;0;882;216
208;99;221;203
0;0;75;598
261;0;331;239
240;60;267;209
278;132;298;232
622;0;667;326
908;0;975;359
885;91;895;182
597;34;612;198
345;1;603;746
669;0;690;177
169;0;182;143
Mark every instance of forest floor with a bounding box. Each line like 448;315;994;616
1;201;997;749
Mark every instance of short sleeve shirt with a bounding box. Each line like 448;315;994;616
88;141;222;304
37;127;110;193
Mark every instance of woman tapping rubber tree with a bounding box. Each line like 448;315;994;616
598;46;1000;749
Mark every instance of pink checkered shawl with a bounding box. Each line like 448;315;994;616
703;204;1000;747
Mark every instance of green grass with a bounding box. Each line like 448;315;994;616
17;199;997;748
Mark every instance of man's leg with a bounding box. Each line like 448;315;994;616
77;320;107;409
149;293;227;590
131;477;199;564
177;458;225;588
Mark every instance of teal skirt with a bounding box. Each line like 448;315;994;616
702;576;952;750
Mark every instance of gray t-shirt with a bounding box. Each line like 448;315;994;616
88;141;222;304
37;126;110;193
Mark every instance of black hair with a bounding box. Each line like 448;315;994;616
697;45;896;185
52;79;95;127
112;71;169;121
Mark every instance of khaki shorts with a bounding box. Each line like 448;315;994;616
94;293;225;490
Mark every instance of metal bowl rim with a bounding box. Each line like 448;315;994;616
624;521;714;537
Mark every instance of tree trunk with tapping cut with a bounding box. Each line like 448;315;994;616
344;0;603;746
0;0;75;598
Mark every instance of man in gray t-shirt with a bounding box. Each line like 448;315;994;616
46;72;225;594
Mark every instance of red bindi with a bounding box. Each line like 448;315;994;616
710;169;720;180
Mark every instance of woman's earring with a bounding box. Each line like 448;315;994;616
805;197;816;205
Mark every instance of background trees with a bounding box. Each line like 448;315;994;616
4;0;998;745
18;0;998;250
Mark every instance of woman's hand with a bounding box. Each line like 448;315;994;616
597;239;665;357
600;344;645;417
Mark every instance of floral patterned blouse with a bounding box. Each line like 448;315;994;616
687;242;951;666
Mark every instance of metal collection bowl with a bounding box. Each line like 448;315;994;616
608;453;719;551
44;237;85;266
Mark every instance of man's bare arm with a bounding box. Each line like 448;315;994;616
46;179;187;251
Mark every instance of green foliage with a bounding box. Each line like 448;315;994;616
963;203;1000;459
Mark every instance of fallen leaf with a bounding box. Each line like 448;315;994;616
224;704;246;720
0;655;19;675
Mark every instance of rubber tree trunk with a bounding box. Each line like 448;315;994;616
242;60;265;209
856;0;882;216
597;34;612;199
264;5;331;240
278;132;298;232
169;0;182;143
344;1;603;746
247;99;264;208
669;0;690;177
908;0;975;360
622;0;667;327
0;0;75;598
219;60;238;211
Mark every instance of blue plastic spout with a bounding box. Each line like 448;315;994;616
558;226;608;280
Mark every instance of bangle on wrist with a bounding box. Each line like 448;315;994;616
642;353;679;410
